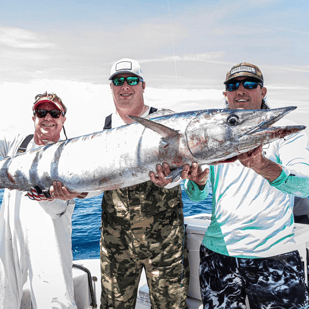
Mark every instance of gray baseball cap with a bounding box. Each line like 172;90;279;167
224;62;263;84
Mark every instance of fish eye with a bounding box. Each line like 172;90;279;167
227;114;239;126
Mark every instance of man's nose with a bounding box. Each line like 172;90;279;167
121;81;131;88
236;83;246;95
44;112;53;120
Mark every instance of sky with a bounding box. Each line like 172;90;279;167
0;0;308;138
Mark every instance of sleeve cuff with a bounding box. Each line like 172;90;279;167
270;167;309;197
184;179;209;202
269;167;289;187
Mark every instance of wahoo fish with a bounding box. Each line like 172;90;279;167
0;106;305;192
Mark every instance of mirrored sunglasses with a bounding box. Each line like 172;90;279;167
34;109;64;119
112;76;143;86
226;80;263;92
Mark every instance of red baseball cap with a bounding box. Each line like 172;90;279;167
32;92;66;114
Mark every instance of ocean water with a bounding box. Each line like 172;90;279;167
0;185;212;260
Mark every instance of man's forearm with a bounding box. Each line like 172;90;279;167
252;158;309;197
252;157;283;183
237;146;283;183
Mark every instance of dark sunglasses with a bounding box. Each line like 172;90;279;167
34;109;64;119
226;79;263;92
112;76;143;86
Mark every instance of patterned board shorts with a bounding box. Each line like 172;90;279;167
199;244;309;309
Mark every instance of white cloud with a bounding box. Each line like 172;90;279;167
246;0;279;4
145;87;223;111
0;27;54;49
278;66;309;73
140;52;226;64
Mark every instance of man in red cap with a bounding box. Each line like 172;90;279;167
0;92;86;308
32;92;68;145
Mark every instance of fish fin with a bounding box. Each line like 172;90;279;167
128;115;180;138
165;167;183;182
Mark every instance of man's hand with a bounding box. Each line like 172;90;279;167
149;162;209;188
237;145;264;169
149;163;173;187
181;163;209;188
27;181;88;201
237;145;282;182
50;181;88;200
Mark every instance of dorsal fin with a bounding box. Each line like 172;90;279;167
128;115;180;138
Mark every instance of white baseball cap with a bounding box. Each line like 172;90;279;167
109;58;144;80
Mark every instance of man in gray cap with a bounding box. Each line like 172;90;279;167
180;62;309;309
100;58;189;309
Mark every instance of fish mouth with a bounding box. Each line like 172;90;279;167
240;106;306;147
212;106;306;164
242;106;297;136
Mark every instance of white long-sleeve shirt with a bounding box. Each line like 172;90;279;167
185;119;309;258
0;133;77;309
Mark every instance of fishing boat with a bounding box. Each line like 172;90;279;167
20;213;309;309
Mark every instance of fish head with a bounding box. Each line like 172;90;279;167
185;106;305;164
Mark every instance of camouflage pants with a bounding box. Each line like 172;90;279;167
99;208;189;309
199;245;309;309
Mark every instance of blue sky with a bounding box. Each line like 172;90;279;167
0;0;308;137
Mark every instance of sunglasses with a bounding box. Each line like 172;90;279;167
112;76;143;86
226;79;263;92
34;109;64;119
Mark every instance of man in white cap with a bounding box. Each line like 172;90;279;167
100;58;189;309
0;92;87;309
104;58;154;127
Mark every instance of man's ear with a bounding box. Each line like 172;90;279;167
261;86;267;98
223;90;227;100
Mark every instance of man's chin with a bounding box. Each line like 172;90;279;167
233;104;249;110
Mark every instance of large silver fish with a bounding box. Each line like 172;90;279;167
0;106;305;192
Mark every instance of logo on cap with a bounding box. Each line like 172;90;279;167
230;66;256;76
224;62;263;84
115;61;133;72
